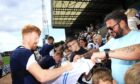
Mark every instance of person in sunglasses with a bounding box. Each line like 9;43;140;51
91;10;140;84
76;10;140;84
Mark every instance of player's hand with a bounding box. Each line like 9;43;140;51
91;52;105;63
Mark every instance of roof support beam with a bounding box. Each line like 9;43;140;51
53;8;110;13
54;15;79;18
55;0;121;4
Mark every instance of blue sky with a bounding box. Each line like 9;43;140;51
0;0;65;52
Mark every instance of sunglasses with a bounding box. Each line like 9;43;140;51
107;21;120;31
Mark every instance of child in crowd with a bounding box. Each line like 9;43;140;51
125;62;140;84
92;67;116;84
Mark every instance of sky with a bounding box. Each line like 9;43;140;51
0;0;65;52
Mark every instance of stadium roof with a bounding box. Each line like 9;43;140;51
52;0;139;29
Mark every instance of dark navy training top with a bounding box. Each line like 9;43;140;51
10;47;39;84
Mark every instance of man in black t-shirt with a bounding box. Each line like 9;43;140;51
66;37;88;62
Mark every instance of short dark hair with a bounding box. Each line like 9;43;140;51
66;36;77;44
104;10;128;24
47;36;54;41
79;37;88;46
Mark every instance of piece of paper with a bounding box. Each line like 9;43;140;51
46;58;94;84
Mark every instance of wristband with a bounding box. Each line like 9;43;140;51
104;49;110;59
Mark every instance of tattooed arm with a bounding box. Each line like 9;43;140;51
109;43;140;60
81;49;99;59
73;49;99;62
91;44;140;62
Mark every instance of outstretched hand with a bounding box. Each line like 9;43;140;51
91;52;106;63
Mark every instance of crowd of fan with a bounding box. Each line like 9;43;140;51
38;8;140;84
3;8;140;84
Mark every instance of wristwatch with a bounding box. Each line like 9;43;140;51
104;49;110;59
